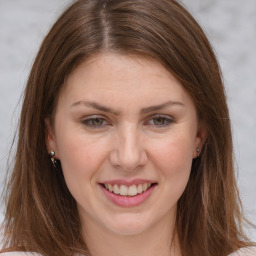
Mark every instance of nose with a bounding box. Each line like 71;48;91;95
109;125;148;171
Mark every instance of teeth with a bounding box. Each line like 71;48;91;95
142;183;148;192
103;183;153;196
113;184;119;194
108;184;113;192
128;185;137;196
119;185;128;196
137;184;142;194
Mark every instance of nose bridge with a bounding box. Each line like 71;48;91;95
110;123;146;171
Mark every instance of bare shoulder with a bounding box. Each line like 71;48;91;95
229;247;256;256
0;253;43;256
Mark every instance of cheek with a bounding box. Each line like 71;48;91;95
55;126;109;187
149;134;194;189
151;133;194;167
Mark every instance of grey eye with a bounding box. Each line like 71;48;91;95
82;117;107;127
147;115;173;127
90;118;104;126
153;117;166;125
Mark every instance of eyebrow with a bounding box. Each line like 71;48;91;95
70;100;184;115
71;100;119;115
140;100;184;114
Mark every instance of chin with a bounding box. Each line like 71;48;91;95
104;214;153;236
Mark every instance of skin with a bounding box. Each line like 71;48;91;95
45;53;206;256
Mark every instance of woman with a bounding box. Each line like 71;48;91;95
1;0;255;255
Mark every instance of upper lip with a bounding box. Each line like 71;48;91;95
100;179;157;186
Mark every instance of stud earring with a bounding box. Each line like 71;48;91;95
50;151;57;168
196;148;200;157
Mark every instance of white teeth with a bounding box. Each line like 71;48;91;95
113;184;119;194
103;182;154;196
128;185;137;196
142;183;148;192
137;184;143;194
119;185;128;196
108;184;113;192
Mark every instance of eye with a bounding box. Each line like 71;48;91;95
146;115;173;127
82;117;109;128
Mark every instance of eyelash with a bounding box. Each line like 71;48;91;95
81;115;174;129
145;115;174;127
81;116;109;128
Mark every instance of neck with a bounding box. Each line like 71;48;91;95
82;211;181;256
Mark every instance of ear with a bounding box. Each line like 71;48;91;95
193;121;207;158
44;118;59;159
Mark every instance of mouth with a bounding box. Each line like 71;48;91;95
100;182;158;197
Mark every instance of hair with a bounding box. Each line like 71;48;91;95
1;0;255;255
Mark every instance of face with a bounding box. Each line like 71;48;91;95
45;53;206;238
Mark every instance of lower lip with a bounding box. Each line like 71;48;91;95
100;184;157;207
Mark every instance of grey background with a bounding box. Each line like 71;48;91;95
0;0;255;240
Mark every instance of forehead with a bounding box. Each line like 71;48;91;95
58;53;194;109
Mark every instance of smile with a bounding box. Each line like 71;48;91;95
99;181;158;207
103;183;152;197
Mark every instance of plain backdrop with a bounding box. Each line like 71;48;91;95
0;0;255;239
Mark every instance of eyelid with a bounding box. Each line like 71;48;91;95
146;113;174;120
81;115;110;128
144;114;174;127
80;114;174;128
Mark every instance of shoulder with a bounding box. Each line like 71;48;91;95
0;253;43;256
228;247;256;256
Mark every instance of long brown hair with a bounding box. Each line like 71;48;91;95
1;0;254;255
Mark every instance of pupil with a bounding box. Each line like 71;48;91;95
154;117;164;125
93;118;103;126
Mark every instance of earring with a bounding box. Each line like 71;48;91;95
50;151;57;168
196;148;200;157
